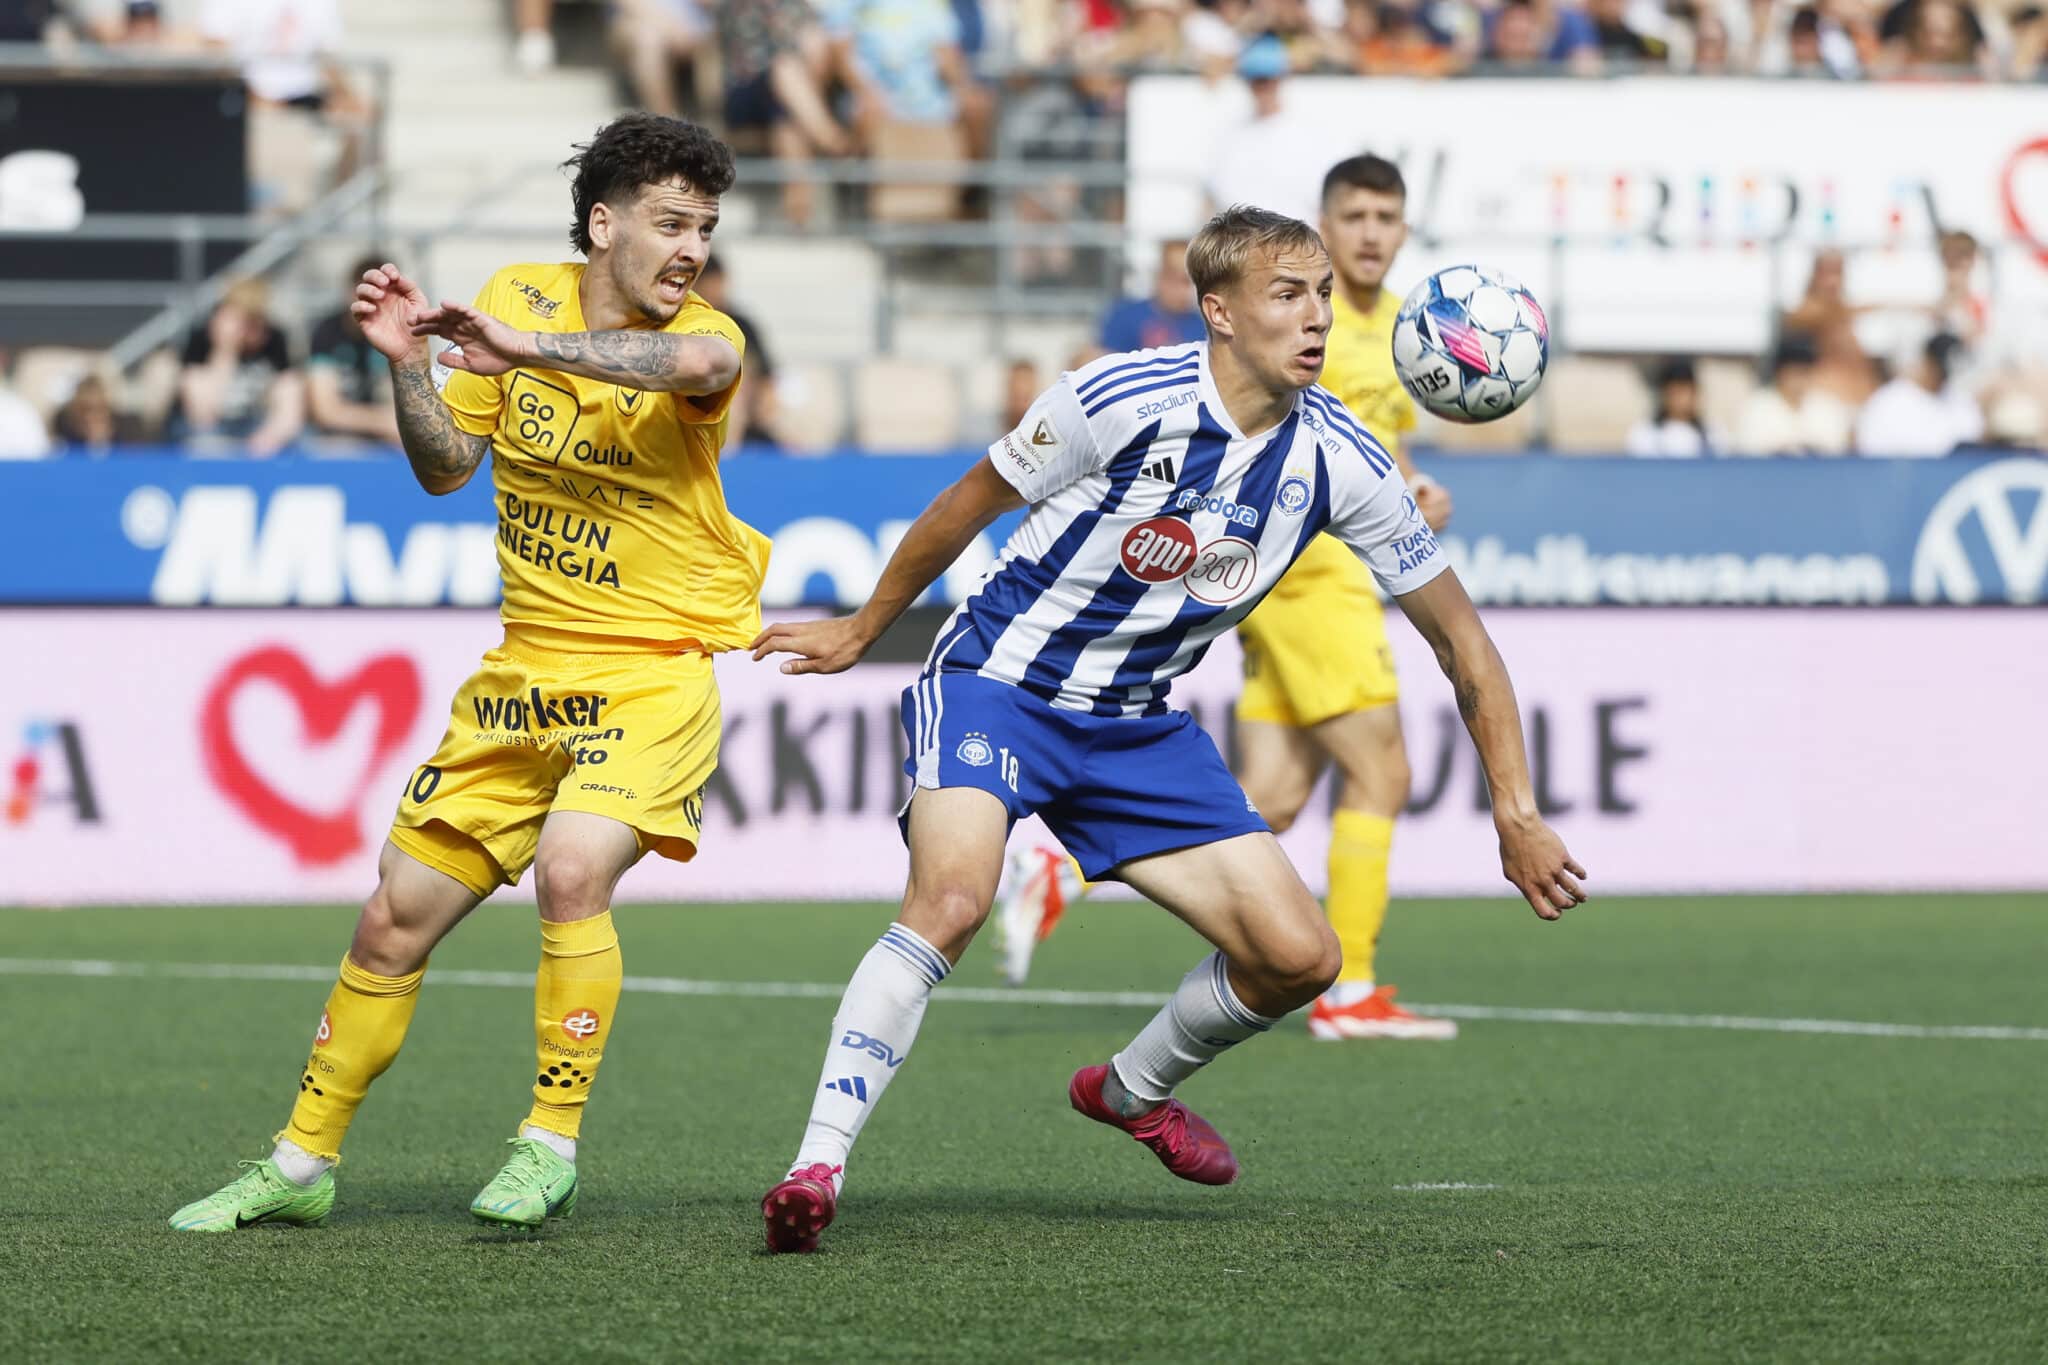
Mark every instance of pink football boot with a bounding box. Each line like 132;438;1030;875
1068;1063;1239;1186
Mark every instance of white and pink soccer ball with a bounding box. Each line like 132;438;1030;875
1391;265;1550;424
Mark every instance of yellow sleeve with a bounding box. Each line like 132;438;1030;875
442;271;512;438
669;306;747;427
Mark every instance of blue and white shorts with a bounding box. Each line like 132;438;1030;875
899;670;1269;881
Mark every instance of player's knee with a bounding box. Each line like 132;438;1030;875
1245;916;1342;1004
901;882;990;954
534;845;614;920
351;887;427;976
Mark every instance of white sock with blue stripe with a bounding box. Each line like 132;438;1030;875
791;923;952;1188
1110;952;1277;1110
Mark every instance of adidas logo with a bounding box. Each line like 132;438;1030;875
825;1076;869;1101
1141;456;1179;483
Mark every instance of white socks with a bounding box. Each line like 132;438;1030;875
1111;952;1278;1107
270;1137;334;1187
791;923;951;1185
1324;980;1377;1008
520;1124;577;1163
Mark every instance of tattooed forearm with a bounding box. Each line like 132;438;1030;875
530;330;735;393
534;331;685;387
392;355;488;493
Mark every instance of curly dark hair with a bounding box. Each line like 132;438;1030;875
562;113;736;256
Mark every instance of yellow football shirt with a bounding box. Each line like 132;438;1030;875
441;262;771;652
1319;285;1415;464
1269;285;1418;594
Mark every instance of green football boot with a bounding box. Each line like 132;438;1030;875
470;1137;578;1228
169;1159;335;1232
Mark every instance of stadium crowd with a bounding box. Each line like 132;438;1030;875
1;0;2042;458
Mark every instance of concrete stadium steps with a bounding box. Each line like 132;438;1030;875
716;240;885;364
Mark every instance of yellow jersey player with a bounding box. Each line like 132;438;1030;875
997;157;1459;1043
1233;154;1455;1040
170;113;768;1233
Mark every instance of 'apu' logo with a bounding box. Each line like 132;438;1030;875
1119;517;1198;583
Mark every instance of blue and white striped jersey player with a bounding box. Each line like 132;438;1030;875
750;206;1588;1254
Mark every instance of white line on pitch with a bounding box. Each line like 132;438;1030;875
5;958;2048;1042
1393;1183;1500;1191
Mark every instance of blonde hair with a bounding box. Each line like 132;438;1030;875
221;277;270;315
1185;205;1325;299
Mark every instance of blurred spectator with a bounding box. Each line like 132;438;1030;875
1733;336;1855;454
1586;0;1669;60
693;258;781;449
611;0;709;118
1205;36;1322;223
1263;0;1354;68
1485;0;1551;63
198;0;369;197
1982;390;2046;447
1001;358;1040;433
827;0;991;158
52;374;145;455
0;349;53;460
1345;0;1470;73
2014;4;2046;75
198;0;355;111
1094;0;1201;70
1930;229;1989;350
1625;358;1721;456
1762;0;1872;75
1877;0;1993;74
515;0;555;72
1099;240;1205;352
170;278;304;456
69;0;187;45
716;0;853;227
1687;8;1733;69
306;255;399;448
1781;247;1877;402
1184;0;1256;74
1855;333;1983;455
1484;0;1601;69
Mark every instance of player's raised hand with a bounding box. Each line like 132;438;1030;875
749;617;874;676
409;299;533;377
1415;480;1453;531
350;263;432;364
1496;815;1587;921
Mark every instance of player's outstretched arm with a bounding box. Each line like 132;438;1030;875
411;299;740;397
1394;569;1588;919
752;458;1025;676
351;264;489;495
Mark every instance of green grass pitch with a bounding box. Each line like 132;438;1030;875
5;894;2046;1363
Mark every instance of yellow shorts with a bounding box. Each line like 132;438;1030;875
1236;535;1399;729
388;630;721;896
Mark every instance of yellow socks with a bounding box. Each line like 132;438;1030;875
1327;809;1395;986
523;912;622;1142
283;956;426;1160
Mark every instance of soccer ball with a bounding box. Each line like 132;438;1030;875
1390;265;1549;424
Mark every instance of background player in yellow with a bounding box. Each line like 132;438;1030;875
170;113;768;1233
997;157;1459;1042
1232;154;1456;1040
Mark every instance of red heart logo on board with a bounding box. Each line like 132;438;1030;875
199;646;423;867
